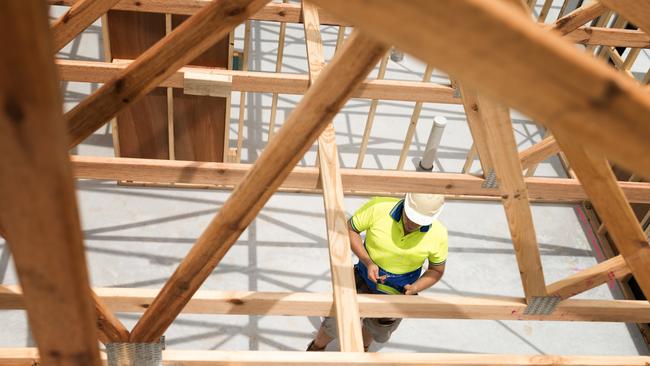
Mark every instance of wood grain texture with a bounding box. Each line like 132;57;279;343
171;14;229;162
546;256;631;300
356;53;388;169
66;0;270;148
550;2;607;35
562;27;650;48
107;10;169;159
70;156;650;203
128;32;387;342
478;94;547;300
303;0;363;352
3;285;650;322
0;2;101;364
57;59;460;103
309;0;650;180
459;84;494;177
3;348;650;366
554;133;650;301
599;0;650;35
519;136;561;171
51;0;121;51
50;0;351;25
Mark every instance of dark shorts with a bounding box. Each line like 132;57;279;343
320;269;402;343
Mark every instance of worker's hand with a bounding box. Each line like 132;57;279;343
367;263;387;284
403;284;418;295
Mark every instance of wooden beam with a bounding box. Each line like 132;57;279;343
127;32;388;342
309;0;650;180
562;27;650;48
0;2;101;364
65;0;271;148
356;53;389;169
546;255;632;300
70;155;650;203
519;136;561;171
56;59;461;104
396;64;435;170
49;0;352;25
599;0;650;36
51;0;121;52
4;348;650;366
477;94;547;301
2;285;650;322
553;133;650;301
302;0;363;351
236;20;251;162
268;0;290;141
459;84;494;177
48;0;650;47
550;1;607;35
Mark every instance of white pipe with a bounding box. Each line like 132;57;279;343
419;116;447;171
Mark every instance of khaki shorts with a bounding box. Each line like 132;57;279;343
320;268;402;343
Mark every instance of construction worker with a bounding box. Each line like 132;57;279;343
307;193;448;352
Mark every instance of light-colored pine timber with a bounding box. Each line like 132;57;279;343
51;0;121;52
0;3;102;364
236;21;251;162
599;0;650;35
550;1;607;35
65;0;271;148
396;64;435;170
519;135;561;171
3;348;650;366
2;285;650;322
268;0;289;141
69;155;650;204
477;94;547;301
127;32;387;342
302;0;363;351
553;133;650;301
546;256;631;299
458;84;494;177
309;0;650;180
356;53;389;169
56;59;461;104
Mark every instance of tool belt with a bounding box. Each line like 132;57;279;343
355;260;421;295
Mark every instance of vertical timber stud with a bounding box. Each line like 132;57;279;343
129;31;388;342
477;94;547;303
302;0;364;351
65;0;272;148
0;2;101;365
458;84;494;177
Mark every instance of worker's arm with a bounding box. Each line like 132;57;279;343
348;220;386;283
403;262;445;295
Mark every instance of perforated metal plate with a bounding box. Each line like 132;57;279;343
524;296;561;315
481;169;498;189
106;337;164;366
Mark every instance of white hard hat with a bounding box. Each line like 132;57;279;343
404;193;445;226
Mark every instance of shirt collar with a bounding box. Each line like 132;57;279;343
389;199;430;232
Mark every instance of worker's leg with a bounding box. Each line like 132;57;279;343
307;316;336;351
363;317;403;344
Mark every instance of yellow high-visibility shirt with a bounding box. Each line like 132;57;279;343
350;197;448;274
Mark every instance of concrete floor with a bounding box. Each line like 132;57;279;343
1;0;649;356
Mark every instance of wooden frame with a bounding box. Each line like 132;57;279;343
3;0;650;364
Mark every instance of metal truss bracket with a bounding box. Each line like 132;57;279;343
106;336;165;366
481;169;498;189
524;296;561;315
